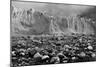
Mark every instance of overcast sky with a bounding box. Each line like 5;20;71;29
12;1;96;17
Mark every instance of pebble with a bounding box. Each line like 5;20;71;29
72;57;76;60
63;60;68;63
87;43;91;46
12;51;16;56
80;52;86;57
64;45;70;48
87;46;93;50
57;52;63;56
21;52;25;56
19;49;25;52
34;52;42;58
65;48;69;51
91;53;96;58
42;55;49;60
50;57;60;63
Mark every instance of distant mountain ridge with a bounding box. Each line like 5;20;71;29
11;6;96;36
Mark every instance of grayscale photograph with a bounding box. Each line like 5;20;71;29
11;0;96;67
